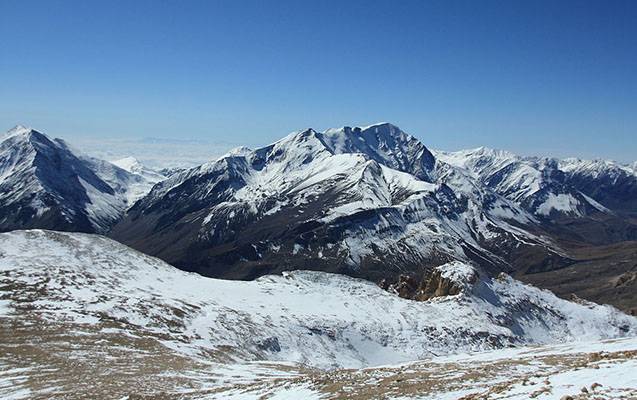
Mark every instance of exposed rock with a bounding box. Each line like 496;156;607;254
256;337;281;353
417;262;478;301
615;271;637;287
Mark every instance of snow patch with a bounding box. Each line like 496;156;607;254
536;193;581;216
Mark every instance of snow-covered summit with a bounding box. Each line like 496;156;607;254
434;146;637;218
112;156;166;182
0;126;163;233
2;124;35;140
320;123;436;181
221;145;253;158
114;123;551;283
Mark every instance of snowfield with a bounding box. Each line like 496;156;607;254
1;230;636;398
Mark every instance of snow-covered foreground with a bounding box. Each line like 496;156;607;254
0;230;636;399
214;337;637;400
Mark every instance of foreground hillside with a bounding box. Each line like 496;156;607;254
1;230;636;398
217;338;637;399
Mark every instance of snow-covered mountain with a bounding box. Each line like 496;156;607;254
434;147;637;218
1;229;634;370
111;156;167;202
0;125;163;233
112;156;166;183
112;123;556;284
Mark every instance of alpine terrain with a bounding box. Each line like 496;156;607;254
0;126;165;233
1;122;636;399
110;123;637;313
1;229;636;399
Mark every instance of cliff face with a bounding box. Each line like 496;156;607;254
380;261;479;301
417;267;478;300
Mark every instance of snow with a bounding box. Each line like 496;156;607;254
137;124;551;274
1;230;636;399
2;125;33;141
1;126;165;231
111;156;166;184
0;299;12;316
433;146;637;219
1;230;635;372
435;261;476;286
111;156;141;171
580;191;613;213
78;177;124;228
536;193;581;216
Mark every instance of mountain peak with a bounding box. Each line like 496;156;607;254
323;122;404;137
2;126;58;152
359;121;402;132
225;146;253;157
112;156;142;170
467;146;517;159
7;124;31;133
319;122;434;180
3;124;35;141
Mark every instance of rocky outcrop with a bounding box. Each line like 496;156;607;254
417;262;478;301
380;261;479;301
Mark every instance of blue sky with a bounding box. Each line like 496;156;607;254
1;0;635;161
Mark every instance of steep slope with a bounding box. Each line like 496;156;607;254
112;123;555;284
0;125;160;233
560;157;637;217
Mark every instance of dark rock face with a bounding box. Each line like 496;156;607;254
566;170;637;217
380;263;479;301
256;337;281;353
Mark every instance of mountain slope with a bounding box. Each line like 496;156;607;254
434;147;637;221
434;146;637;313
2;229;635;369
110;156;167;203
0;125;161;233
224;338;637;399
111;123;556;284
2;230;636;399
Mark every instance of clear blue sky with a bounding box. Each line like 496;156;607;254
1;0;635;161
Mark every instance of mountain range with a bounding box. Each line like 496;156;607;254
2;123;637;398
2;123;636;313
